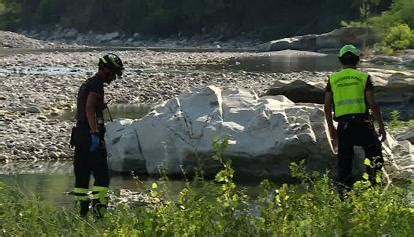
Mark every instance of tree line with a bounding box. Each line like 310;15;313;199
341;0;414;53
0;0;392;40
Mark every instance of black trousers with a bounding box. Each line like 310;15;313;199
72;122;109;189
337;118;383;187
74;145;109;189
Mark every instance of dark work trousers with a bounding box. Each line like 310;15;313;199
74;144;109;190
73;121;109;192
337;118;383;188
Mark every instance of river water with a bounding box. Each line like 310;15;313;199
0;47;410;205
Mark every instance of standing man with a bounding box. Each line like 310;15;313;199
324;45;386;190
71;53;124;217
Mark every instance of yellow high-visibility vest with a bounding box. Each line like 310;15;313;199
329;68;368;118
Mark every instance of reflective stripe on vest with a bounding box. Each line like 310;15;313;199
329;68;368;118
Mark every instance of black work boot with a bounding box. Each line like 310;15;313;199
78;200;90;217
91;199;107;219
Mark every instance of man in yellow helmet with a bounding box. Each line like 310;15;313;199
70;53;124;217
324;45;386;190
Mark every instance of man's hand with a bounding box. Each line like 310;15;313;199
378;125;386;142
89;132;100;152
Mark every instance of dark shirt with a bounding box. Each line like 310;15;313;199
76;74;104;124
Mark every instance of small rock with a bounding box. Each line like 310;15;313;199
0;154;7;160
49;151;60;159
49;111;60;116
37;115;48;120
396;128;414;144
27;106;42;113
48;145;58;152
11;107;26;112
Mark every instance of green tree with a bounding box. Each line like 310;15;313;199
0;0;392;39
357;0;382;23
0;0;21;29
370;0;414;35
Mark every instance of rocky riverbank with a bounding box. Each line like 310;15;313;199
1;30;413;163
15;28;261;50
0;48;332;162
0;30;82;49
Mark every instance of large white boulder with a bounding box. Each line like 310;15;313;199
105;86;414;180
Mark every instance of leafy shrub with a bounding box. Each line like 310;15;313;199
384;24;414;50
389;110;403;128
387;110;414;134
374;24;414;54
1;141;413;236
349;0;414;53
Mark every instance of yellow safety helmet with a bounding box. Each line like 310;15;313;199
99;53;124;76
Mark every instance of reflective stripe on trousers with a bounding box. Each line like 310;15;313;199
92;186;109;205
73;187;89;201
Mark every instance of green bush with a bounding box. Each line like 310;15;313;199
1;154;414;236
389;110;403;128
369;0;414;33
374;23;414;54
384;24;414;50
366;0;414;52
387;110;414;134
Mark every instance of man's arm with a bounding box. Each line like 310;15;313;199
324;92;337;136
366;90;386;142
324;91;338;151
86;92;100;133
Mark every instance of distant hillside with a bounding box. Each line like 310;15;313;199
0;0;392;40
